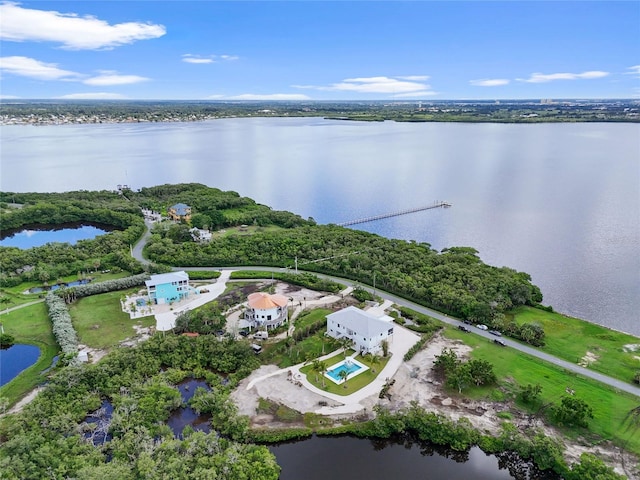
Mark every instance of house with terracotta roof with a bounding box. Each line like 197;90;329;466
326;306;394;355
243;292;289;330
168;203;192;222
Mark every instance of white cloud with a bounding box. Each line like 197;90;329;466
84;73;149;86
183;57;214;64
397;75;430;81
57;92;128;99
470;78;510;87
0;94;20;99
182;54;239;64
626;65;640;78
0;55;80;80
392;90;438;98
0;1;165;50
519;71;609;83
294;76;435;95
224;93;311;100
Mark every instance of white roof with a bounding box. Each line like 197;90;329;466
327;306;393;338
145;271;189;287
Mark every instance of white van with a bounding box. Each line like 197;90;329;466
253;331;268;340
251;343;263;354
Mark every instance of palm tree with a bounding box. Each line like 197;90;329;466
338;369;349;388
339;337;352;358
312;359;327;385
368;353;381;374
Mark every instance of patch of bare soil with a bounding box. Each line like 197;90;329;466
578;350;599;367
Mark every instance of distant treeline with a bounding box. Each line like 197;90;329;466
1;99;638;124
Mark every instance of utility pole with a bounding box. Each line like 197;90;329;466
295;256;298;274
373;271;376;297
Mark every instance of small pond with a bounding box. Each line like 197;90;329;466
0;223;115;249
27;278;92;294
167;378;212;436
269;435;558;480
0;344;41;386
82;378;213;445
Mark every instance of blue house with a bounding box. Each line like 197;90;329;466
145;271;191;305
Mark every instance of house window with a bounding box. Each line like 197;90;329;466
267;315;272;320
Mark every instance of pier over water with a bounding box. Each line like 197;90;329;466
337;201;451;227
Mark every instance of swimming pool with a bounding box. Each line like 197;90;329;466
325;358;369;384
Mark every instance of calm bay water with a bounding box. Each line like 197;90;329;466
2;119;638;335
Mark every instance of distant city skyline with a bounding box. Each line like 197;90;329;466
1;1;638;100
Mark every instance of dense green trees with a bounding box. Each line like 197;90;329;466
0;334;276;479
433;348;496;393
0;197;145;287
145;222;543;327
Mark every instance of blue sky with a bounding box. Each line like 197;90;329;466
1;1;638;100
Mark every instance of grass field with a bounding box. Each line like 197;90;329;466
300;350;390;396
444;326;640;455
0;270;133;310
0;302;58;406
293;308;331;330
211;224;284;239
509;306;640;384
68;289;156;349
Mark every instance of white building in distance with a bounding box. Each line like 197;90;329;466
326;306;394;356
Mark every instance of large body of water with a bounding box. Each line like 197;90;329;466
2;119;638;335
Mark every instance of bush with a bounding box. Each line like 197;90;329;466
0;333;16;348
45;292;79;364
57;273;149;302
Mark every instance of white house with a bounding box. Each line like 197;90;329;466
190;227;212;242
243;292;289;330
326;306;394;355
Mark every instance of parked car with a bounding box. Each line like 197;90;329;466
489;330;502;337
494;339;506;347
476;324;488;330
463;319;472;325
250;343;263;354
253;331;269;340
458;325;470;333
238;330;249;337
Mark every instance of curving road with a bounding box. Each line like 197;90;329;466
131;226;640;398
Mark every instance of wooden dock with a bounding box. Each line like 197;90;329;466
337;201;451;227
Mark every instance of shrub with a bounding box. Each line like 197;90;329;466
0;333;16;348
45;292;79;364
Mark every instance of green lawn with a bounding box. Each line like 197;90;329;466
261;329;341;368
0;302;59;407
293;308;331;330
444;326;640;455
68;289;156;349
211;224;284;239
299;350;390;396
509;306;640;384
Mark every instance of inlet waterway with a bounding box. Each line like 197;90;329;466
2;119;638;334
